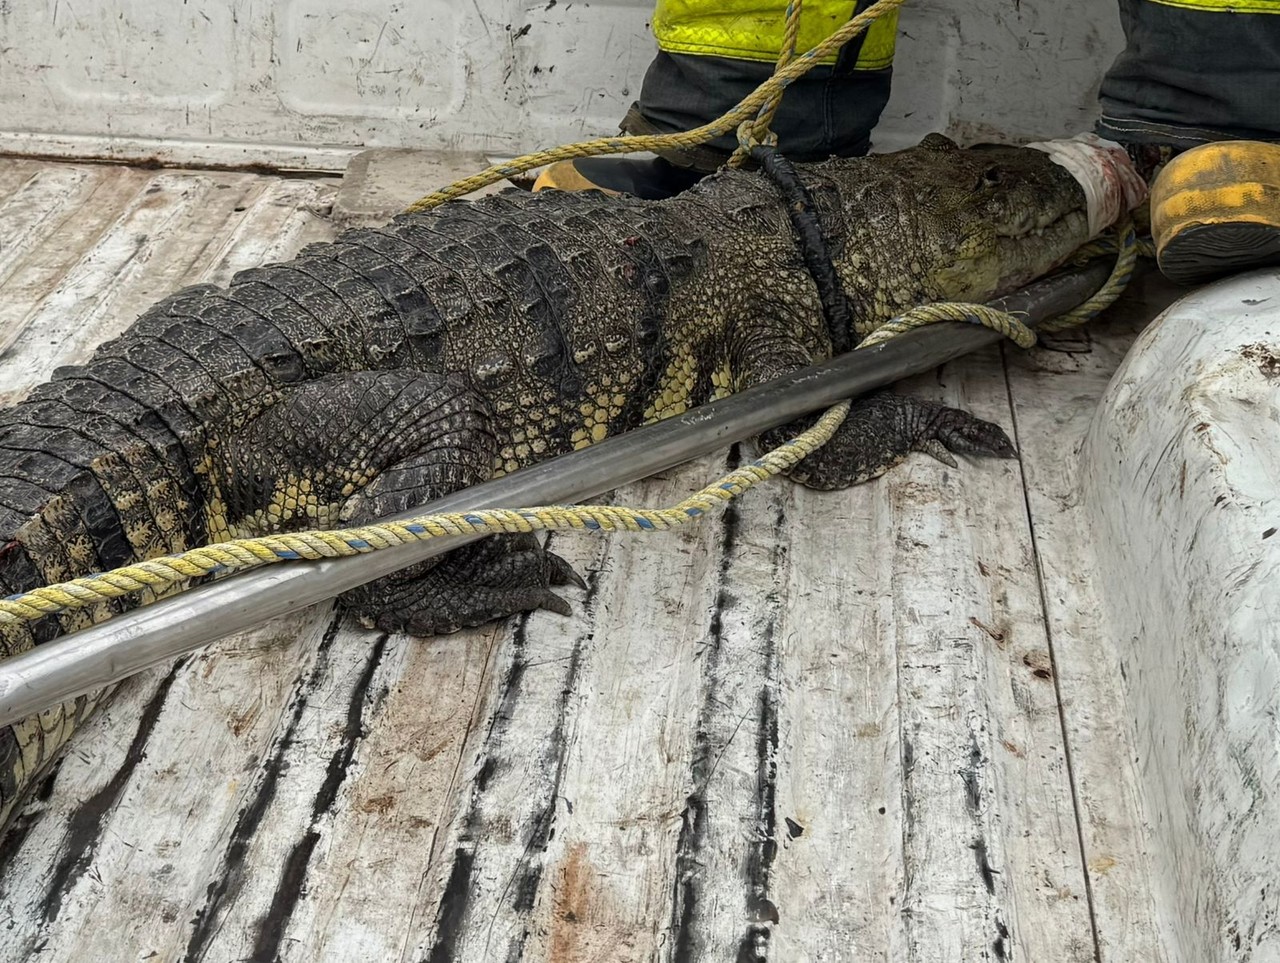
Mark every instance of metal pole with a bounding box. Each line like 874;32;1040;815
0;261;1111;726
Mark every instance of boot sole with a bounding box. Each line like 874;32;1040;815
1158;221;1280;286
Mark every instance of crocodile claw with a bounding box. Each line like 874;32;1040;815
547;552;589;590
537;591;575;617
917;439;960;468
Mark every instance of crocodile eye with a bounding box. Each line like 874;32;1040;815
979;167;1003;188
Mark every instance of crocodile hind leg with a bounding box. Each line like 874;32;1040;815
212;369;584;636
335;441;586;634
755;390;1017;491
343;531;586;636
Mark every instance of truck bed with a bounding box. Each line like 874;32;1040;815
0;155;1177;962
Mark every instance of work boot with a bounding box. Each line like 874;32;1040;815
532;156;706;200
1149;140;1280;285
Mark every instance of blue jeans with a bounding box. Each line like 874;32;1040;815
1098;0;1280;149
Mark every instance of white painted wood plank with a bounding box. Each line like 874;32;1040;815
711;353;1102;962
366;534;612;963
879;359;1093;962
3;608;501;963
0;611;329;960
268;623;507;962
172;615;407;963
513;460;733;963
0;170;247;401
659;470;799;960
0;167;96;289
770;475;908;962
0;166;336;396
195;177;341;288
0;164;153;359
0;161;42;201
1005;282;1173;963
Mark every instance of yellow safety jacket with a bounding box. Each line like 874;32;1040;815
652;0;898;70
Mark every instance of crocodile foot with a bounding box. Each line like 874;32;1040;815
340;532;588;636
758;391;1017;491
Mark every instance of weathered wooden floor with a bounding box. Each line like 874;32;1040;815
0;158;1173;962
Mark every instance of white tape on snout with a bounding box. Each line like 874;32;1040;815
1024;133;1148;238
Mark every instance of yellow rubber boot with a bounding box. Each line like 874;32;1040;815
533;160;621;195
1150;140;1280;285
532;157;705;199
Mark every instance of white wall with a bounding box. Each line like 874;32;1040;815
0;0;1123;169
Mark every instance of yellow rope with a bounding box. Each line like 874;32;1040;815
729;0;804;166
400;0;908;213
1040;217;1140;333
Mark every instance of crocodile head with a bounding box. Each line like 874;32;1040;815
822;133;1096;316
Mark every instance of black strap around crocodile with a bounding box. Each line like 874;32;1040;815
750;144;854;354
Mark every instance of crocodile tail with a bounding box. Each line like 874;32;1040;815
0;395;170;828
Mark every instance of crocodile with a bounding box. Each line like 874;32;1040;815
0;133;1096;830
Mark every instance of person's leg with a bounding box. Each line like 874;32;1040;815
1098;0;1280;284
534;0;898;198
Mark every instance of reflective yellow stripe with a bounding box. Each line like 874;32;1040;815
855;11;898;69
1147;0;1280;11
652;0;898;68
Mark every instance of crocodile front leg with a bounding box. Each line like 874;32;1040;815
728;302;1017;491
212;369;583;635
757;391;1017;490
